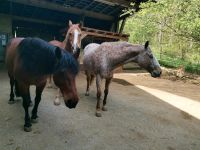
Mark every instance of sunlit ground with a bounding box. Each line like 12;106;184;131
136;85;200;120
114;73;200;120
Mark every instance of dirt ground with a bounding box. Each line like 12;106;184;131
0;67;200;150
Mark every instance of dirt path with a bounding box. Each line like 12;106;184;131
0;70;200;150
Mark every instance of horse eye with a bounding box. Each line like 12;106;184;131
149;54;153;59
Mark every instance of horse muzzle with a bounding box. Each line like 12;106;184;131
151;70;162;78
72;47;80;54
65;99;78;109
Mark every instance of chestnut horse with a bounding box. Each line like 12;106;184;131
49;20;82;105
49;20;81;58
6;37;79;132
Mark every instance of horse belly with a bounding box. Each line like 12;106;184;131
15;69;47;86
13;57;47;86
83;55;95;73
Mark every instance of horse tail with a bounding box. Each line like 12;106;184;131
14;80;21;97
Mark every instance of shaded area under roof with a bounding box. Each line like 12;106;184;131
0;0;128;30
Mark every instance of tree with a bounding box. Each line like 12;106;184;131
124;0;200;73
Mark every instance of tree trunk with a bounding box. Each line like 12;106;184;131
158;22;163;59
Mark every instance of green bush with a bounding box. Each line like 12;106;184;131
159;58;200;74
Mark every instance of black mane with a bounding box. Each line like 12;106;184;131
18;37;78;75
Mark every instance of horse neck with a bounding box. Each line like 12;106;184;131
108;44;142;70
63;34;73;53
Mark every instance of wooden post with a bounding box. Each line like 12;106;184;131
119;17;126;34
158;22;163;59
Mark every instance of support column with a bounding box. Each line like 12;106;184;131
119;17;127;34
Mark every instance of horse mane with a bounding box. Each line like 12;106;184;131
58;50;79;75
63;31;69;45
18;37;78;75
102;41;142;50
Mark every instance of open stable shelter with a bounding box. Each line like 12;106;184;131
0;0;151;61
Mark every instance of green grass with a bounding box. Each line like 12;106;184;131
158;56;200;74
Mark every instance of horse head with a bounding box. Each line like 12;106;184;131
53;49;79;109
137;41;162;78
65;20;82;59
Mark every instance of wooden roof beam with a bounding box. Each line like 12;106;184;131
8;0;114;21
13;15;63;26
82;31;129;41
94;0;130;7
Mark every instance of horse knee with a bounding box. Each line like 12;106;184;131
97;92;101;99
22;97;31;108
14;80;21;97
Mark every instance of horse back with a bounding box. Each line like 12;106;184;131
49;40;65;49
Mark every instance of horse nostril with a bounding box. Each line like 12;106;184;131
73;47;80;53
65;99;78;109
152;70;161;78
77;48;81;52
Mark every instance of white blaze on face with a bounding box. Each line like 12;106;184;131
73;29;79;53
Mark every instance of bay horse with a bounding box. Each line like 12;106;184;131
6;37;79;132
83;41;162;117
49;20;82;105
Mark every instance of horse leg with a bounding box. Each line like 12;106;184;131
8;76;15;104
96;74;102;117
14;80;21;97
85;71;91;96
54;89;61;106
85;73;95;96
46;75;53;88
90;74;95;85
31;82;46;123
19;84;32;132
102;77;112;111
15;79;33;106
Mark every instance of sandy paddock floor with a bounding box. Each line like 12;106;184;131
0;68;200;150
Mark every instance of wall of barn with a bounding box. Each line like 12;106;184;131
0;14;12;62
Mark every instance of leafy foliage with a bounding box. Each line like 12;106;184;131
124;0;200;74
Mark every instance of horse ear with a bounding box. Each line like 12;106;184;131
78;22;83;28
144;41;149;49
69;20;73;27
55;47;62;60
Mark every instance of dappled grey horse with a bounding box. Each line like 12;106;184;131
83;41;162;117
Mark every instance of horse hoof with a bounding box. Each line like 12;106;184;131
15;92;21;97
85;92;89;96
95;111;102;117
54;98;61;106
46;84;53;88
8;100;15;104
24;126;32;132
102;106;108;111
15;94;21;97
52;86;58;89
31;118;38;123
